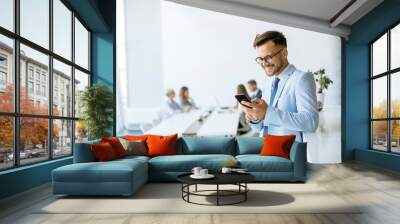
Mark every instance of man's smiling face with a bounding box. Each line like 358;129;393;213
256;41;288;77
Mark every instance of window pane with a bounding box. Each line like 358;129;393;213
20;117;49;165
372;77;387;119
372;33;387;76
20;0;49;49
392;24;400;70
0;116;13;170
74;69;89;117
0;34;14;112
53;59;72;117
53;119;72;157
75;18;89;70
391;120;400;153
53;0;72;60
372;121;388;151
75;120;88;143
0;0;14;31
391;72;400;118
20;44;49;115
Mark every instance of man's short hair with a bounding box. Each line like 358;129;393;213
247;80;257;86
253;31;287;48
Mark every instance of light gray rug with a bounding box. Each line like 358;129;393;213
38;183;362;214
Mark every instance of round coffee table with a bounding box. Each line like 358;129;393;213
177;173;255;206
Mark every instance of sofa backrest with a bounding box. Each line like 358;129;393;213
176;136;236;155
235;137;263;155
73;139;100;163
74;136;301;162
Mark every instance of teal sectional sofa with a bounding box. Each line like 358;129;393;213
52;136;307;196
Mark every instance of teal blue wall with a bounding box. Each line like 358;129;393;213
91;32;115;135
91;0;116;135
0;158;72;199
92;33;114;87
0;0;116;200
344;0;400;171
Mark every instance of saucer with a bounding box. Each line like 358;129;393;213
190;174;215;179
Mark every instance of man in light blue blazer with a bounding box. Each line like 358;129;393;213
241;31;318;142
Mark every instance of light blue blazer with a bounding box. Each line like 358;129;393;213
250;65;319;142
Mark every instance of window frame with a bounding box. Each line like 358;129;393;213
0;0;92;171
370;21;400;154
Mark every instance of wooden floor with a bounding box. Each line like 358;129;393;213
1;162;400;224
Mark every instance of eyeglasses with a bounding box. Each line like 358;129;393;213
255;48;284;64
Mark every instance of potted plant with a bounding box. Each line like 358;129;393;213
312;68;333;111
79;84;114;140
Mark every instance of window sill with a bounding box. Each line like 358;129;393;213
0;156;72;176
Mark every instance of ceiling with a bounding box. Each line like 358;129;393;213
165;0;384;38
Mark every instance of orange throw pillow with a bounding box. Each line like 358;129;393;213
101;137;127;158
259;135;296;159
91;142;117;161
124;135;149;141
146;134;178;157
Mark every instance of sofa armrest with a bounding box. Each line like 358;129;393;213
73;140;100;163
289;142;307;181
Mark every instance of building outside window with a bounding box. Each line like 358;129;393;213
0;71;6;84
28;81;34;94
0;0;91;170
371;23;400;154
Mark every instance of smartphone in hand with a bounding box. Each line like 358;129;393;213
235;94;252;108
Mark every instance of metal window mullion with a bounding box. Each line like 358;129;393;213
387;30;391;152
370;45;373;149
48;0;54;160
71;11;76;155
13;0;20;167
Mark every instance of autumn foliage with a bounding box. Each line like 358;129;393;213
0;84;59;150
372;99;400;141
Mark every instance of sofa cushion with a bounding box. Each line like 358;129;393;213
236;137;263;155
115;155;150;163
101;137;127;158
177;137;236;155
149;154;235;172
119;138;147;156
91;142;118;162
53;158;147;183
236;155;293;172
260;135;296;159
124;135;149;142
147;134;178;157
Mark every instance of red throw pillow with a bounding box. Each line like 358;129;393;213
91;142;117;161
146;134;178;157
101;137;127;158
259;135;296;159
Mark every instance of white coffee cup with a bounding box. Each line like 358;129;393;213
191;167;202;176
221;167;232;174
200;169;208;176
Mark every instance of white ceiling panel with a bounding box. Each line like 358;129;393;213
165;0;384;38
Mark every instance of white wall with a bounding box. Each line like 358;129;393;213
124;0;164;108
161;1;341;108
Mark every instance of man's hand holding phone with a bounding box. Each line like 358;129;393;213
240;98;268;122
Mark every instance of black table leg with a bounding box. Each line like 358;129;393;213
217;184;219;206
245;183;247;201
195;184;198;192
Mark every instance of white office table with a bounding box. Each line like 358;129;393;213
196;110;240;136
145;110;203;136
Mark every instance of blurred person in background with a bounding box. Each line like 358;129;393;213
247;79;262;100
179;86;198;111
160;89;183;119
